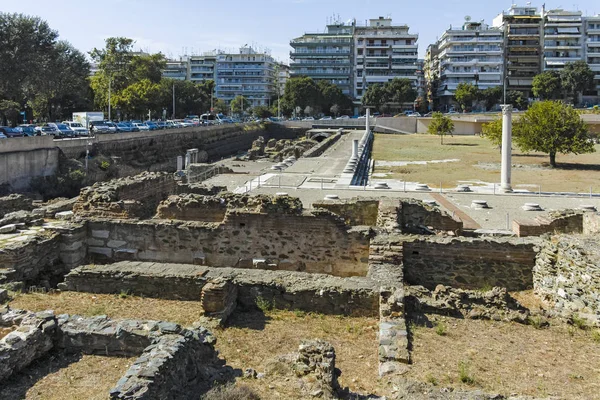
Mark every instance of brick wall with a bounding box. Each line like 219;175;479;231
312;199;379;226
402;236;538;290
513;211;583;237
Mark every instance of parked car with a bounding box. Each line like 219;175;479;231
89;121;111;134
445;110;459;115
302;117;315;121
0;133;6;139
336;115;350;120
48;123;76;138
408;112;421;117
133;122;150;131
423;112;433;117
36;124;59;136
320;116;333;120
144;121;159;131
104;122;118;133
156;121;168;130
116;122;134;133
17;125;38;136
62;121;88;136
0;126;24;138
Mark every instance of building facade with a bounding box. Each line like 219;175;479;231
289;22;355;96
188;53;217;83
163;59;188;80
353;17;419;102
435;20;503;109
215;46;277;108
585;16;600;99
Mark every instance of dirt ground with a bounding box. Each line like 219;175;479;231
6;291;600;399
372;134;600;193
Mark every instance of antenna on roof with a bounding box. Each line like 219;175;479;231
465;15;472;22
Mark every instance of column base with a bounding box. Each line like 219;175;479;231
500;184;513;193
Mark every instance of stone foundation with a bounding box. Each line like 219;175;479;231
513;210;584;237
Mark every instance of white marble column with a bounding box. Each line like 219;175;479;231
365;108;371;134
351;139;359;160
500;104;513;193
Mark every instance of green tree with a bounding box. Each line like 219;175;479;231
282;76;321;114
532;70;562;100
427;112;454;144
252;105;272;119
481;117;504;147
560;61;595;104
0;100;21;126
159;79;213;118
118;79;162;119
386;78;418;106
361;83;388;112
454;83;478;111
506;90;527;110
212;98;228;114
514;100;595;167
317;80;352;115
230;95;251;115
479;86;502;111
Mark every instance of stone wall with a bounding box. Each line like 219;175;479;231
303;131;343;158
0;194;34;218
86;209;370;278
513;210;584;237
402;236;538;291
0;232;61;285
0;138;59;189
73;172;177;219
60;262;380;316
534;236;600;325
312;198;379;226
584;212;600;235
400;200;463;234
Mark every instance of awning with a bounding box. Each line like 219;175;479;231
557;27;580;33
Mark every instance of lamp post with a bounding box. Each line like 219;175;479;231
108;78;112;121
172;83;175;119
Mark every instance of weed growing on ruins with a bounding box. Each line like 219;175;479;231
477;284;493;293
293;310;306;318
458;361;475;385
86;304;107;316
591;330;600;342
435;322;448;336
527;315;548;330
255;296;273;312
119;290;130;299
571;314;588;330
425;373;439;386
201;383;260;400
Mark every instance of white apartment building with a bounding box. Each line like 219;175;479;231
353;17;419;101
188;53;217;83
436;20;503;107
543;8;585;71
215;46;277;108
163;59;188;80
584;15;600;98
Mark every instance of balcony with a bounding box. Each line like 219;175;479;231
291;39;352;45
290;50;351;57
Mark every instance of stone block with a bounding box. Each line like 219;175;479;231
0;224;17;234
91;230;110;239
107;240;127;249
55;211;74;220
88;247;113;257
60;241;83;252
0;289;8;303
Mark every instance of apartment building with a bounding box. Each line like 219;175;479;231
215;46;277;108
289;22;354;96
163;59;188;80
188;53;217;83
543;8;585;71
353;17;419;101
493;5;543;98
276;63;290;95
584;15;600;98
424;44;441;110
435;20;503;108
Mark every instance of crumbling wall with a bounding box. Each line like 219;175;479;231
534;236;600;325
584;212;600;235
0;231;61;285
60;262;380;316
86;209;370;278
400;200;463;234
312;198;379;226
73;172;177;219
303;131;343;158
513;210;584;237
402;236;538;291
0;194;34;218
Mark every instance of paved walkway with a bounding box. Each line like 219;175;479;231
429;193;482;230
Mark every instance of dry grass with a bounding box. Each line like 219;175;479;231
372;134;600;192
407;314;600;399
7;292;384;398
0;353;134;400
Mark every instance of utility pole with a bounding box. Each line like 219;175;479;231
172;83;175;119
108;79;111;121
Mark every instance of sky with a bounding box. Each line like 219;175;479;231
3;0;600;62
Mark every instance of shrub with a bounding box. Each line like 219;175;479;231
255;296;273;312
202;383;260;400
458;361;475;385
572;314;588;330
591;330;600;342
435;322;447;336
99;160;111;171
527;315;548;330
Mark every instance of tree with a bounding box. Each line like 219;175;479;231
481;117;503;147
561;61;594;104
317;80;352;115
118;79;162;118
514;100;595;167
252;106;272;119
212;98;228;114
454;83;478;111
0;100;21;126
304;106;314;116
386;78;418;106
281;76;321;114
532;70;562;100
361;84;387;112
506;90;528;110
427;112;454;145
480;86;502;111
230;95;251;115
330;104;340;117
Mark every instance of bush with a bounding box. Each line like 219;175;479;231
99;160;111;171
435;322;447;336
458;361;475;385
202;383;260;400
255;296;273;312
